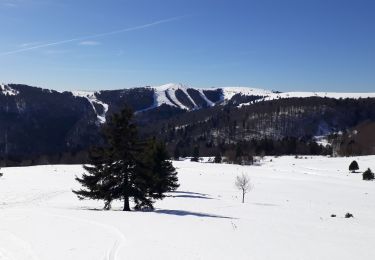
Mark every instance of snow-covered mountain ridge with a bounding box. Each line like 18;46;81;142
73;83;375;115
2;83;375;124
1;82;375;165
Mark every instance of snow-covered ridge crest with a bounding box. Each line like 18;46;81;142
237;90;375;107
152;83;188;109
265;91;375;100
71;90;109;124
147;83;375;111
151;83;201;110
220;86;274;100
0;83;19;96
2;82;375;114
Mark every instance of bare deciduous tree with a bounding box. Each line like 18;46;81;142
235;173;252;203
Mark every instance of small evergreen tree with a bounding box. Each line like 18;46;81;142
349;160;359;173
149;141;179;199
235;144;243;158
363;168;374;181
191;145;200;162
131;139;179;210
214;152;222;163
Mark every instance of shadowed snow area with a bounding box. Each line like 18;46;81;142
0;156;375;259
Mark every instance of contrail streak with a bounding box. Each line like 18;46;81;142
0;16;184;56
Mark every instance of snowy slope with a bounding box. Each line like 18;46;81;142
220;86;274;100
0;84;19;96
149;84;375;111
1;156;375;259
148;84;275;110
71;91;109;123
152;83;187;109
265;91;375;101
238;90;375;107
2;82;375;113
151;83;199;110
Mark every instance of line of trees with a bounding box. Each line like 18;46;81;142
73;107;179;211
172;137;331;165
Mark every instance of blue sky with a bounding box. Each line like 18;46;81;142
0;0;374;92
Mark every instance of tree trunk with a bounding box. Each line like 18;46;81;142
123;196;130;211
104;200;112;210
242;190;245;203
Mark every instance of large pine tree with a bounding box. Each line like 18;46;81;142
73;107;179;211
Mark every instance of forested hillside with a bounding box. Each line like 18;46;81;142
143;97;375;161
1;83;374;166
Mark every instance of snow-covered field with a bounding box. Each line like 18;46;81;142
1;156;375;260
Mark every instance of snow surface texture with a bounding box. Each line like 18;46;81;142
1;156;375;260
71;91;109;123
0;84;19;96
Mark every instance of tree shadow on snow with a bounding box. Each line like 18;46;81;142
170;195;213;200
153;209;234;219
253;202;278;207
168;191;214;199
171;191;209;196
170;194;214;200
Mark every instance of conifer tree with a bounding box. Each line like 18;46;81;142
150;141;179;198
74;107;144;211
132;138;179;209
214;152;222;163
363;168;374;180
191;145;200;162
73;107;179;211
73;147;115;210
349;160;359;173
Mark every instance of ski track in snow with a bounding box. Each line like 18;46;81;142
0;209;125;260
0;230;40;260
0;187;124;260
0;190;69;209
0;172;123;260
33;212;126;260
